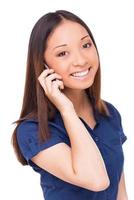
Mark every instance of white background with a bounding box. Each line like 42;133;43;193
0;0;133;199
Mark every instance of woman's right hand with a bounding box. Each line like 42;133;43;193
38;68;74;113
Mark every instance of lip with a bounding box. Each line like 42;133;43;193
70;67;92;80
70;67;91;75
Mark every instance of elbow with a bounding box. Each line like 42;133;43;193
84;176;110;192
91;177;110;192
76;171;110;192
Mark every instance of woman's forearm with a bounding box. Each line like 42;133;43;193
60;108;110;189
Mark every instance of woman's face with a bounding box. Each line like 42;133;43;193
44;20;99;90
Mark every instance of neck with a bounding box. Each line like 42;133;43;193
63;88;92;116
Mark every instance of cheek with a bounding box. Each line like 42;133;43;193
44;51;60;70
48;58;69;75
90;50;99;68
45;56;69;79
52;63;68;79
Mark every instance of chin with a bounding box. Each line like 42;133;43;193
66;80;94;90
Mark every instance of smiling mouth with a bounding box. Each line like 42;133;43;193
70;67;92;78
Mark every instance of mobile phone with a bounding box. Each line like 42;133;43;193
43;63;58;81
43;63;49;69
43;63;63;90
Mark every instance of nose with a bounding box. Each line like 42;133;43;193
72;51;88;66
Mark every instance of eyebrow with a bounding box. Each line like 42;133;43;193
52;35;90;50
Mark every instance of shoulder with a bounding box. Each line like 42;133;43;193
103;100;123;129
104;100;121;119
16;117;70;162
17;119;38;131
16;115;67;144
16;119;38;144
103;100;127;144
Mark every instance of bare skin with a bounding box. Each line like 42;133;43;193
43;19;99;126
36;19;110;191
36;19;127;194
117;171;128;200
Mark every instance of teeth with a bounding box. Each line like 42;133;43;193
71;69;89;77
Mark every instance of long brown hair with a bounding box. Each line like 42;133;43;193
11;10;110;166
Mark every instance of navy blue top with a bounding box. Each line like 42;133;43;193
17;101;127;200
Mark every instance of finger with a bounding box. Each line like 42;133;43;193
38;69;54;93
45;73;62;83
52;79;64;91
38;78;47;93
55;79;64;90
42;73;61;94
38;69;54;80
38;71;53;93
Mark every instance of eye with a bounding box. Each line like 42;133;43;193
57;51;68;57
83;42;92;48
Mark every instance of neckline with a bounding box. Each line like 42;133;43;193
78;116;99;131
55;102;101;131
78;105;101;131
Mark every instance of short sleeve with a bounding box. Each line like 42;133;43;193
115;108;127;144
16;120;68;162
105;101;127;145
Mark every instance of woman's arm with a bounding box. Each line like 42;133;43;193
117;171;128;200
32;108;110;191
61;109;110;189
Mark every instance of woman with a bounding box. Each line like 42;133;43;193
11;10;128;200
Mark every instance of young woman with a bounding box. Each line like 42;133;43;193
12;10;128;200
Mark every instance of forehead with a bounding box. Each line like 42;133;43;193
46;20;90;47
